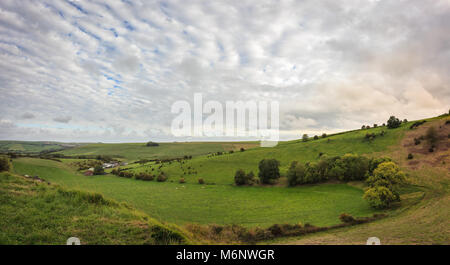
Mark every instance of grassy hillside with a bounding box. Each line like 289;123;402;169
0;141;75;154
0;172;191;245
12;158;376;227
56;141;259;161
267;116;450;244
127;122;407;185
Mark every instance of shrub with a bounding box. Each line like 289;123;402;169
313;135;319;140
234;169;247;185
373;124;378;128
258;159;280;184
198;178;205;184
287;161;306;186
425;126;438;146
363;186;397;209
240;147;245;152
321;133;327;138
0;155;11;172
302;134;308;142
93;165;104;175
365;161;406;207
336;154;369;181
368;157;391;175
407;153;413;160
179;178;185;184
339;213;356;223
403;119;408;123
414;138;421;145
146;141;159;147
387;116;401;129
156;173;168;182
136;172;154;181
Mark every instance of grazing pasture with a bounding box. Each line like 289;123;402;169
13;158;377;227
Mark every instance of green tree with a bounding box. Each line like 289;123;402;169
258;159;280;184
387;116;401;129
363;186;397;209
93;165;104;175
234;169;247;185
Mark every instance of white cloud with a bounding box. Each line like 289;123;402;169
0;0;448;142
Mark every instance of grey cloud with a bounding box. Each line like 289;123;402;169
53;116;72;123
0;0;448;142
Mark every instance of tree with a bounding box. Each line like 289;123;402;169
0;155;11;172
302;134;309;142
387;116;401;129
287;161;306;186
364;161;406;208
258;159;280;184
93;165;104;175
313;135;319;140
403;119;408;123
321;133;327;138
234;169;247;185
363;186;397;209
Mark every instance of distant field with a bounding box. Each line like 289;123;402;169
12;158;377;227
56;141;259;161
0;141;73;154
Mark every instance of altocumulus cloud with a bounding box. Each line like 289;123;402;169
0;0;449;142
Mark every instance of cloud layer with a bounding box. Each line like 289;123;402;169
0;0;449;142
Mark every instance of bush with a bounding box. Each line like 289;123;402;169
287;161;306;186
407;153;413;160
179;178;185;184
335;154;369;181
198;178;205;184
364;161;406;208
302;134;308;142
368;157;391;175
258;159;280;184
240;147;245;152
156;173;168;182
313;135;319;140
363;186;397;209
146;141;159;147
425;126;438;146
414;138;421;145
321;133;327;138
93;165;104;175
234;169;247;185
339;213;356;223
136;172;154;181
0;155;11;172
387;116;401;129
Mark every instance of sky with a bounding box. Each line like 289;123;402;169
0;0;449;142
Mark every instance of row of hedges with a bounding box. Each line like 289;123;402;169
186;213;386;243
287;154;391;186
111;169;168;182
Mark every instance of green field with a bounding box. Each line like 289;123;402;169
126;124;407;185
12;158;376;227
56;141;259;161
0;141;73;154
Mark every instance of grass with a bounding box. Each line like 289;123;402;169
56;141;259;161
0;172;190;245
12;157;377;228
0;141;70;154
127;123;407;185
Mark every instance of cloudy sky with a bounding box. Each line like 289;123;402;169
0;0;449;142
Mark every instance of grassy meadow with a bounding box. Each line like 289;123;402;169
0;172;190;245
5;116;449;244
56;141;259;161
12;157;376;227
